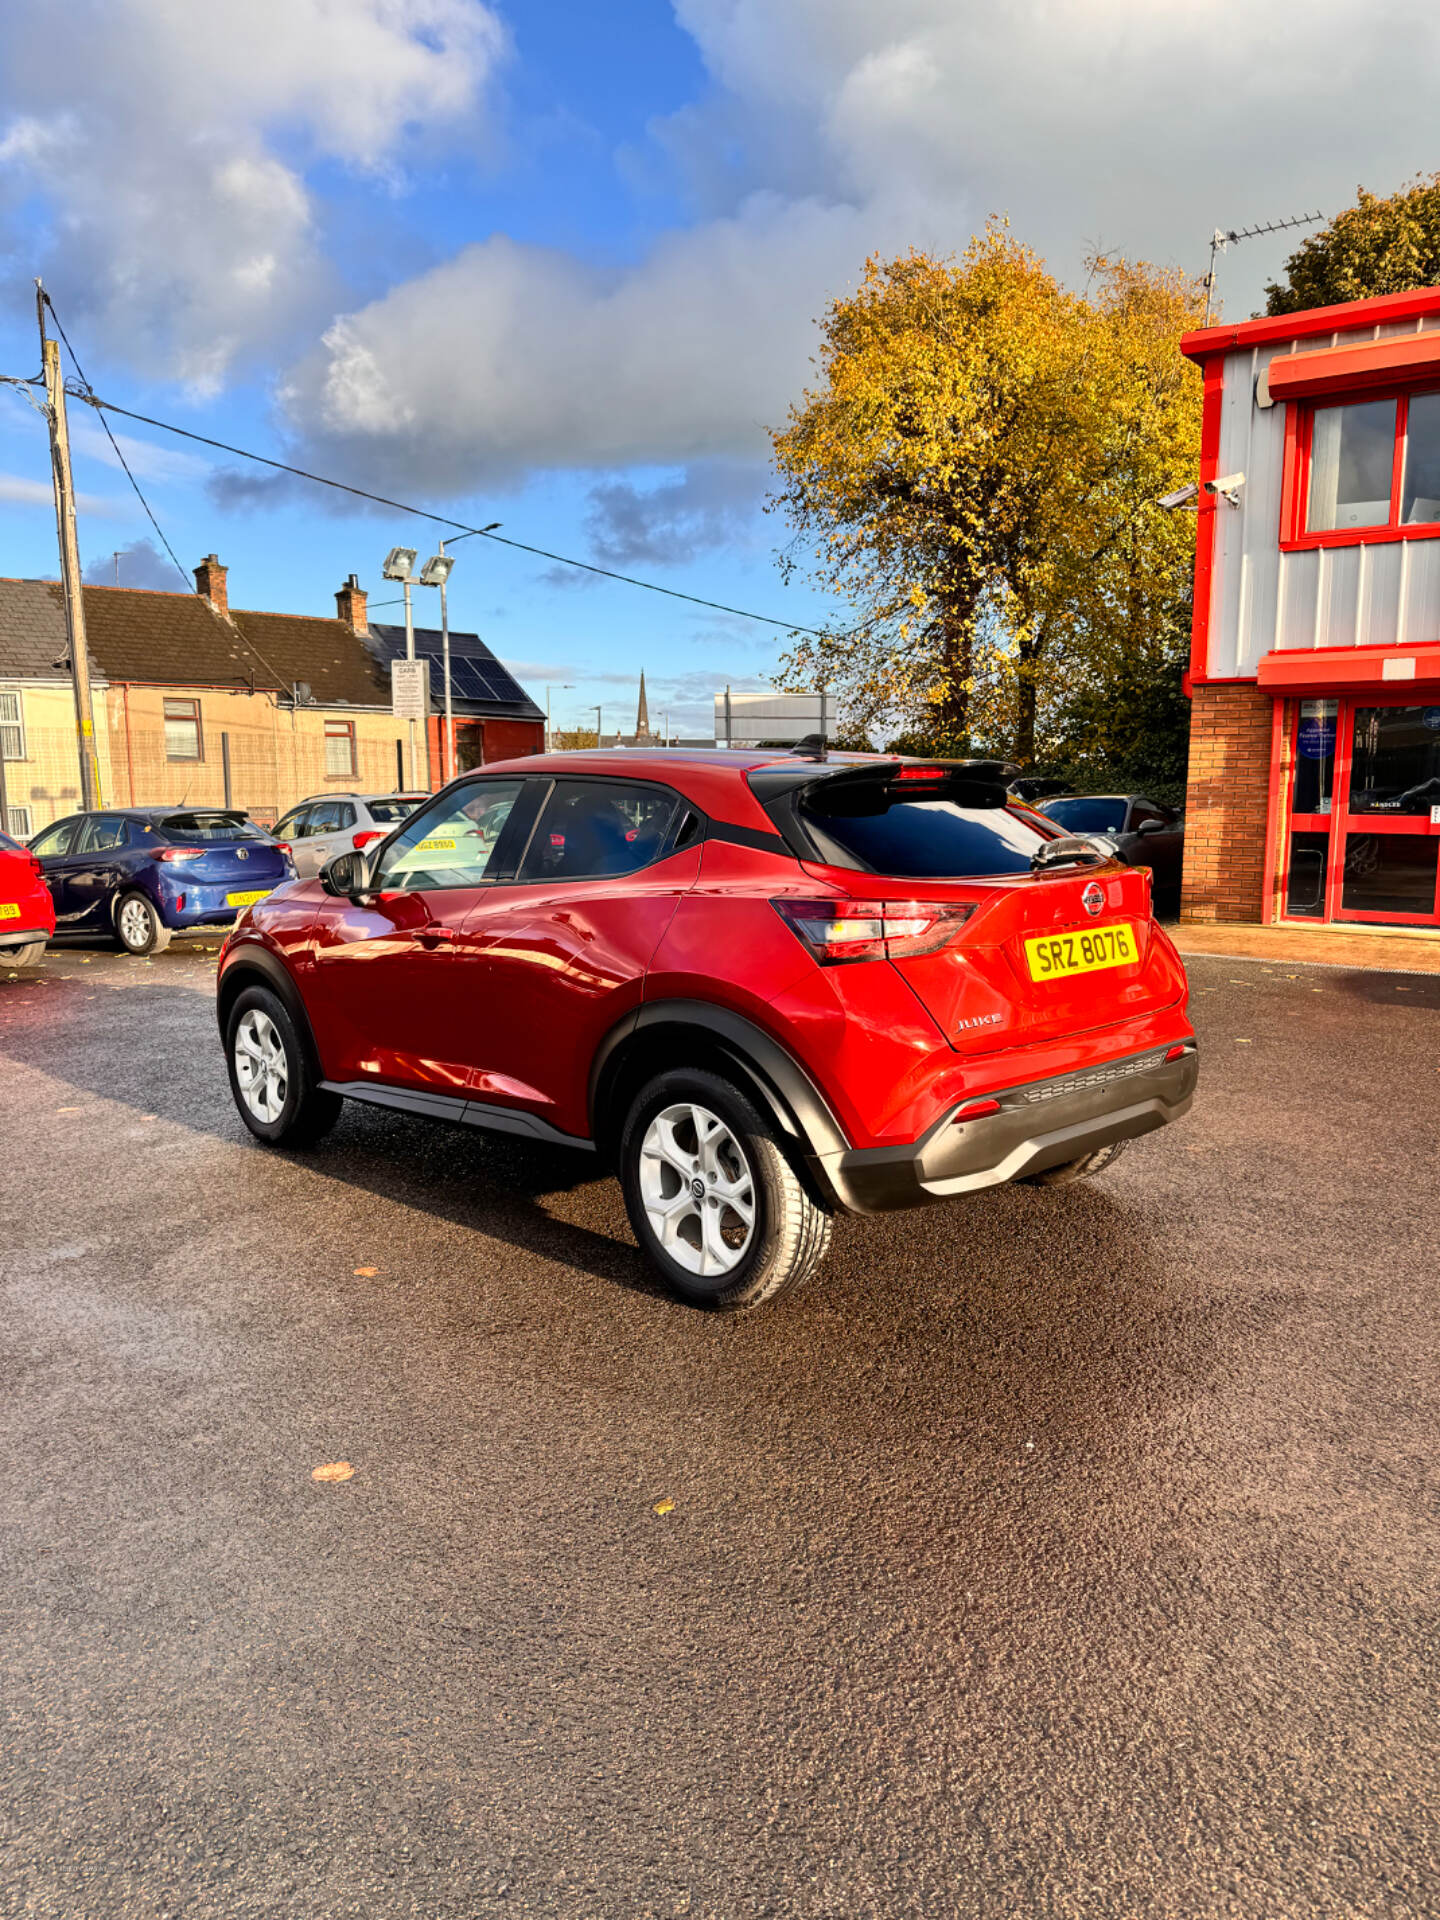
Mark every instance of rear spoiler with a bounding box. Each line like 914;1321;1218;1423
748;757;1029;866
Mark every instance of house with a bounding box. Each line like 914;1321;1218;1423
360;617;544;776
0;558;543;835
1181;288;1440;937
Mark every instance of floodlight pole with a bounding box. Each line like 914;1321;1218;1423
544;683;573;752
400;576;431;791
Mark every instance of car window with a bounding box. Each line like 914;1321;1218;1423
335;803;357;830
1038;797;1129;834
75;814;129;854
365;797;423;824
372;780;528;892
1128;800;1164;827
0;830;18;854
308;802;345;835
159;812;267;844
275;806;311;840
800;791;1049;878
519;780;680;882
30;818;79;858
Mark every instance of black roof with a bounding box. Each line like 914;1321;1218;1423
365;624;543;722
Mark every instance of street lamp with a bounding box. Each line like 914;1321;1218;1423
544;683;573;751
593;705;604;748
418;549;456;782
382;547;422;788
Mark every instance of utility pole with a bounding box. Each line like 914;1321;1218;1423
37;282;100;811
593;705;603;747
438;549;454;785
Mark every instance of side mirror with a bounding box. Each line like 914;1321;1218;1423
319;849;373;900
1135;818;1165;836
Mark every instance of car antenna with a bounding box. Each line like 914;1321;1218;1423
791;733;827;762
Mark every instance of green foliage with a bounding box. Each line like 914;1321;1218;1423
1266;175;1440;315
1033;634;1192;811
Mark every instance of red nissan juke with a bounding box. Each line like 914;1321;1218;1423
216;750;1198;1311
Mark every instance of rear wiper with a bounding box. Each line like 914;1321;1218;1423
1030;834;1115;872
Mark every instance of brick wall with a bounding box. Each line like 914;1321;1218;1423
1181;682;1276;924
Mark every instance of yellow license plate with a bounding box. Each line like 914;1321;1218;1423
0;903;19;921
226;889;272;908
1024;921;1138;982
416;837;456;852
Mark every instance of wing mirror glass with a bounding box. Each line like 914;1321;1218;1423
1135;818;1165;836
319;849;374;900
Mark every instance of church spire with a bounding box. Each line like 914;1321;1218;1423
635;671;651;740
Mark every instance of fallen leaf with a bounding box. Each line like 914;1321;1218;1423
56;1106;83;1113
311;1461;354;1483
352;1266;378;1277
653;1498;675;1516
1234;1038;1252;1044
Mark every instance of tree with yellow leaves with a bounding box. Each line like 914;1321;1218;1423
770;225;1204;763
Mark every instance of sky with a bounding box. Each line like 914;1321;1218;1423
1;0;1438;738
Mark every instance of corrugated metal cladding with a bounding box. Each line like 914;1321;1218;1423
1207;315;1440;678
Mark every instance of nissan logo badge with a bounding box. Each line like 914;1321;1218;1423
1082;881;1105;916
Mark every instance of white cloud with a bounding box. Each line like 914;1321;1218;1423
0;0;507;391
0;471;123;516
277;0;1440;499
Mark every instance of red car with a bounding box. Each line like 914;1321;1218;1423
0;828;55;969
216;751;1198;1311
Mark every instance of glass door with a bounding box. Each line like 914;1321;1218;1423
1331;702;1440;923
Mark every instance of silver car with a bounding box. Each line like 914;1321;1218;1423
273;792;428;879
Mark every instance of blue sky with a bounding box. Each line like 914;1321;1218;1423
2;0;1437;737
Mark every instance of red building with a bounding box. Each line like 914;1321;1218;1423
1181;288;1440;937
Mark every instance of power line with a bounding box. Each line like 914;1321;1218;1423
37;294;192;591
37;385;850;641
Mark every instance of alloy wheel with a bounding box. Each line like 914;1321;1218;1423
118;897;153;951
233;1008;288;1123
638;1101;756;1277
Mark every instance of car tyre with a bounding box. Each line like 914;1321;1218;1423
4;939;45;969
115;890;172;956
1021;1139;1128;1187
619;1067;831;1312
225;984;342;1147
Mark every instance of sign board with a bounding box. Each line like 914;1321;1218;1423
390;657;430;721
714;689;828;746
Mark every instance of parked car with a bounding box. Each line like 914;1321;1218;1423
31;808;295;955
273;792;429;879
216;750;1197;1312
1034;794;1185;901
0;828;56;969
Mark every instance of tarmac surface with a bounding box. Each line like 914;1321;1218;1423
1;940;1437;1920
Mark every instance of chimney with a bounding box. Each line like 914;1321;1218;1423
194;553;228;615
335;573;368;634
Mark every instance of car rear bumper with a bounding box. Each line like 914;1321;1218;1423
814;1040;1198;1214
0;923;49;947
160;877;289;928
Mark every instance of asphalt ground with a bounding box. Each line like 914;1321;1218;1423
1;939;1437;1920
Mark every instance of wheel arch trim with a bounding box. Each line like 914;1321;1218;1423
216;946;325;1081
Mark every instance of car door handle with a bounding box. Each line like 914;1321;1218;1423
417;926;458;948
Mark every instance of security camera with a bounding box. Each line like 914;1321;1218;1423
1158;482;1199;511
1204;472;1245;506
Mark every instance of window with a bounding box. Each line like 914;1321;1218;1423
1291;699;1337;816
336;803;356;829
372;779;529;892
0;688;24;761
29;817;79;858
365;797;423;825
158;812;268;844
75;814;129;854
1347;705;1440;816
275;805;313;840
163;698;203;761
4;807;32;840
307;802;346;835
518;780;680;881
1038;797;1128;834
1286;389;1440;545
324;720;356;778
804;793;1049;878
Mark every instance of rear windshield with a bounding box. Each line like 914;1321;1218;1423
0;831;18;854
1040;797;1128;833
365;798;424;824
158;813;268;844
800;792;1051;877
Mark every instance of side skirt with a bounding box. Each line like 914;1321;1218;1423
321;1078;596;1152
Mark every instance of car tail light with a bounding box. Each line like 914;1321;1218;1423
273;841;292;860
952;1097;1002;1123
156;846;204;863
1164;1043;1191;1062
175;893;185;911
772;897;975;965
353;830;385;850
891;764;948;785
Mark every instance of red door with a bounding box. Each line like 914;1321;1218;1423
1328;700;1440;925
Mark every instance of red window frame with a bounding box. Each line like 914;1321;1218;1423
323;718;357;779
1280;389;1440;550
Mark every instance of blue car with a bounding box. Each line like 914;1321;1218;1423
29;807;296;955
